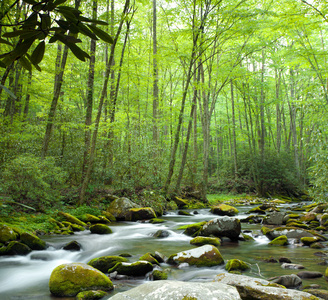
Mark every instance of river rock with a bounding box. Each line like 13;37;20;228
58;212;87;227
211;204;239;216
268;235;288;246
101;211;116;222
89;224;112;234
265;227;315;240
179;221;206;236
167;244;224;267
126;207;157;221
109;280;241;300
152;270;168;280
88;256;128;273
20;232;46;250
152;230;170;238
281;263;305;269
301;236;323;246
215;273;318;299
80;214;101;223
297;271;323;279
107;261;153;276
225;259;250;272
0;225;18;243
190;236;221;247
5;241;31;255
49;263;113;297
303;289;328;300
270;274;302;288
106;197;140;220
76;290;108;300
178;210;192;216
199;217;241;240
62;222;85;232
139;253;159;265
263;211;288;225
173;196;189;208
63;240;82;251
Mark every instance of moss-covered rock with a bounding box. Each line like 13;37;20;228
200;217;241;241
167;244;224;267
178;221;206;237
89;224;112;235
152;230;170;238
0;225;18;243
225;259;250;272
173;197;189;208
211;204;238;216
76;290;108;300
20;232;46;250
108;261;153;276
6;241;32;255
139;253;159;265
80;214;101;223
63;240;82;251
126;207;157;221
57;212;87;227
300;212;317;223
303;289;328;300
248;206;266;214
310;242;325;249
241;233;254;241
190;236;221;247
261;226;271;235
301;236;322;246
101;211;116;222
286;221;309;229
61;222;85;232
178;210;192;216
149;218;165;224
268;235;288;246
88;256;128;273
106;197;140;220
49;263;113;297
152;270;168;280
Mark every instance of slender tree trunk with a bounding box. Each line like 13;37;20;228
231;79;238;179
23;71;32;121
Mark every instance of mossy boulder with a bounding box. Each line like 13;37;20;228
303;289;328;300
225;259;250;272
76;290;108;300
80;214;101;223
300;212;317;223
260;226;271;235
153;230;170;238
173;197;189;208
89;224;112;235
167;244;224;267
58;212;87;227
301;236;322;246
265;227;315;240
268;235;288;246
190;236;221;247
20;232;46;250
149;218;165;224
106;197;140;220
0;225;18;243
88;256;128;273
178;210;192;216
5;241;32;255
101;211;116;222
241;233;254;241
62;222;85;232
139;253;159;265
63;240;82;251
126;207;157;221
248;206;266;214
108;261;153;276
49;263;113;297
152;270;168;280
211;204;238;216
178;221;206;237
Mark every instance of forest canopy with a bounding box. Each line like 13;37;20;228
0;0;328;209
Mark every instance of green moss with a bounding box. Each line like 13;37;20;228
88;256;128;273
108;261;153;276
182;296;198;300
89;224;112;234
261;226;271;235
149;218;165;224
225;259;250;272
190;236;221;247
211;204;238;216
242;233;255;241
0;224;18;243
57;212;87;227
268;235;288;246
139;253;159;265
76;290;108;300
152;270;168;280
177;221;206;237
20;232;46;250
301;236;321;246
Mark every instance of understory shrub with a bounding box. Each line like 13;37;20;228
0;154;67;210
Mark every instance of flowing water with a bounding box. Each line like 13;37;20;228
1;204;328;299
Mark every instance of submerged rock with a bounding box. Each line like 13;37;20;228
88;256;128;273
106;197;140;220
199;217;241;241
63;240;82;251
167;244;224;267
20;232;46;250
152;230;170;238
211;204;239;216
49;263;113;297
109;280;241;300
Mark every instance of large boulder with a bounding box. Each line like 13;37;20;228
106;197;140;220
20;232;46;250
58;212;87;227
199;217;241;241
215;273;321;300
108;261;153;277
126;207;157;221
5;241;31;255
88;256;128;273
266;227;316;241
211;204;238;216
263;211;288;225
109;280;241;300
49;263;113;297
167;244;224;267
0;225;18;243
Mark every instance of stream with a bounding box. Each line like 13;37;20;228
1;203;328;299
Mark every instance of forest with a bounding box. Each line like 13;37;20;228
0;0;328;210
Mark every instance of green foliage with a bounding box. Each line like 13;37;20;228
64;205;102;219
0;154;67;210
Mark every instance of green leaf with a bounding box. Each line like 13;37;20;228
79;16;108;25
53;0;68;6
30;41;45;65
26;53;41;71
3;30;30;38
0;38;12;46
56;7;78;21
0;61;6;68
23;0;38;4
19;56;32;72
0;84;17;99
56;19;70;31
77;23;97;40
88;24;113;44
67;43;90;61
